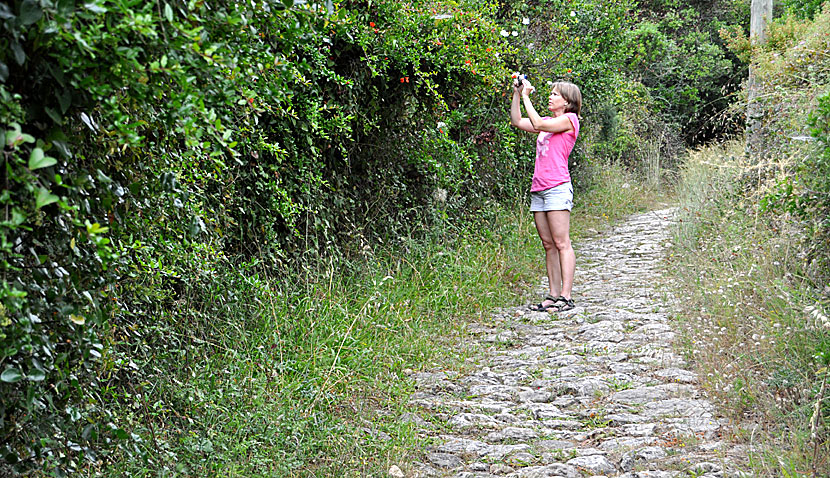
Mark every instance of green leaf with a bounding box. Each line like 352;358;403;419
19;0;43;25
164;3;173;22
28;369;46;382
11;40;25;66
57;0;75;16
85;221;109;234
83;1;107;14
29;148;58;170
35;188;59;209
57;90;72;114
5;130;20;147
1;368;22;383
45;106;63;125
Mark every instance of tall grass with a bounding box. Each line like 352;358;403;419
101;202;543;477
669;141;830;477
576;159;666;235
96;159;662;477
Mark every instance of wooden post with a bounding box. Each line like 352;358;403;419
746;0;773;163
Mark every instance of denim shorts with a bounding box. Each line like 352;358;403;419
530;182;573;212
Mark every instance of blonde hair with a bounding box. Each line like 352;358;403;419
553;81;582;117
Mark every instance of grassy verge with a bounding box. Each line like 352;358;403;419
101;162;661;477
575;160;669;238
667;141;830;477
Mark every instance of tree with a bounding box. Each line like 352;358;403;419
746;0;774;162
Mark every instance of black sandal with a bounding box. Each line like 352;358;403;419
551;298;575;312
530;294;565;312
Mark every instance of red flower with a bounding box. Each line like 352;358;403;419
369;21;375;27
248;98;254;104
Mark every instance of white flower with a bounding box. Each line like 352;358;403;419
807;305;830;328
522;17;530;25
511;30;518;36
437;122;446;129
527;43;534;49
500;29;509;37
570;10;577;17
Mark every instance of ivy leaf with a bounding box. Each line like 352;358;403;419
1;368;23;383
57;89;72;113
35;188;59;209
11;40;26;66
28;369;46;382
19;0;43;26
83;1;108;14
29;148;58;170
45;106;63;125
57;0;74;16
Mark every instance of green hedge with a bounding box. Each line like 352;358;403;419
0;0;750;473
0;0;525;471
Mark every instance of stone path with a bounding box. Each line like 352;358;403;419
406;208;748;478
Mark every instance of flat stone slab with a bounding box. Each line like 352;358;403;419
610;384;695;404
566;454;617;475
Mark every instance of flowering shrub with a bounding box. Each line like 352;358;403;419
0;0;521;472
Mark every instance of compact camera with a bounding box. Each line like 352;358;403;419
511;72;528;86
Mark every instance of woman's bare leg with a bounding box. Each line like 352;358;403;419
545;210;574;300
534;211;562;303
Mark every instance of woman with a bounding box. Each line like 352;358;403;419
510;76;582;312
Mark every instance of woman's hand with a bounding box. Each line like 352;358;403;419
513;77;524;95
521;79;535;97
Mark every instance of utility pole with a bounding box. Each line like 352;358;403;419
746;0;773;163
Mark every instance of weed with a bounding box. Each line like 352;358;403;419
668;141;830;476
581;410;611;429
607;377;634;391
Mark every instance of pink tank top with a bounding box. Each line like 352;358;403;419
531;112;579;192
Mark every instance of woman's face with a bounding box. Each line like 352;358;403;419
548;88;567;112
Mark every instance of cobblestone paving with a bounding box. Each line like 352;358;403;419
407;208;748;478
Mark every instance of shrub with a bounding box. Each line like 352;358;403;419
0;0;518;472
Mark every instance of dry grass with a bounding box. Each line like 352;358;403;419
668;141;830;477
